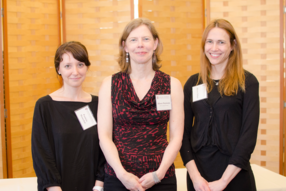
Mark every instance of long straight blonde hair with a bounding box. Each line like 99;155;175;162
198;19;245;96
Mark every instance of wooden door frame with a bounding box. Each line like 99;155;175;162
2;0;12;178
0;0;8;179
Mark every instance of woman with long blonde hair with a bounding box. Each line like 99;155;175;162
180;19;259;191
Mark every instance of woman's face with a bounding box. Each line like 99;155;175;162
124;24;158;66
204;27;233;68
58;52;88;88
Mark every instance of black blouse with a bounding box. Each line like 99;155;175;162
180;71;260;170
32;95;105;191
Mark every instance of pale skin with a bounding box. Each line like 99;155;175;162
186;27;241;191
98;24;184;191
46;52;103;191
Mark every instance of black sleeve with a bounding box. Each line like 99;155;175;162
228;73;260;170
180;75;196;166
31;99;61;191
95;146;106;181
92;95;105;181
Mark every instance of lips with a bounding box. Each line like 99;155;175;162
136;52;147;55
70;77;81;80
209;53;221;58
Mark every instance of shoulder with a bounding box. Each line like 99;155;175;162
170;76;181;87
184;73;199;89
101;75;112;87
99;75;113;98
91;95;98;103
35;95;52;106
244;70;259;87
112;71;124;80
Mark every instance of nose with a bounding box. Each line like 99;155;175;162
211;43;218;51
72;66;79;75
137;39;143;48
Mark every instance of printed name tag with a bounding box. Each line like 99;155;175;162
192;84;208;102
74;105;97;130
156;94;172;111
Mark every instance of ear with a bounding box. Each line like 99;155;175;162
154;38;159;51
57;67;60;75
122;41;128;53
231;39;237;51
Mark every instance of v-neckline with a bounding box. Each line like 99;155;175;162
127;71;157;102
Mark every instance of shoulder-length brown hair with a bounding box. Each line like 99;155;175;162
199;19;245;96
118;18;163;73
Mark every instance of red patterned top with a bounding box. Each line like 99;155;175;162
105;70;175;178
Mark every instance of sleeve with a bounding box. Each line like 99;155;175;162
95;146;106;181
180;76;195;165
228;74;260;170
31;99;62;191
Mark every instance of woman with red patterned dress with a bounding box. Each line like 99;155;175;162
97;18;184;191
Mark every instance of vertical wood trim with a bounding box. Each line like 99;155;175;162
62;0;66;43
279;0;284;175
130;0;134;20
282;0;286;176
57;0;61;45
205;0;210;25
0;0;7;179
3;0;12;178
138;0;142;18
202;0;205;30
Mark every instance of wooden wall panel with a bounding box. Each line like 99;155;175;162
6;0;61;177
140;0;204;168
0;0;4;178
63;0;132;95
209;0;280;173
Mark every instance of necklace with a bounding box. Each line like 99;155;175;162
213;80;219;86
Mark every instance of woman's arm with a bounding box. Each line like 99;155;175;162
139;77;184;189
209;73;259;190
97;76;144;191
93;180;104;191
208;165;240;191
180;75;210;191
46;187;62;191
32;98;62;191
186;160;210;191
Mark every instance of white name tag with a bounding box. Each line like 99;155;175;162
74;105;97;130
156;94;172;111
192;84;208;102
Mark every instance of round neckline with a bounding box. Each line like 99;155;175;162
48;94;93;103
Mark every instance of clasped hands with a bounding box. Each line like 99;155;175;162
118;171;159;191
193;175;228;191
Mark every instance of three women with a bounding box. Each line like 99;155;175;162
32;18;259;191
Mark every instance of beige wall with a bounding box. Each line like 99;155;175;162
209;0;281;173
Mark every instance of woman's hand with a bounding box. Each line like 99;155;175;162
191;175;211;191
139;172;156;190
46;186;62;191
208;179;227;191
118;172;145;191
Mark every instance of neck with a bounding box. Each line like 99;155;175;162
210;63;227;79
129;62;155;80
59;85;85;101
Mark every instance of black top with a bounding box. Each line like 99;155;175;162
32;95;105;191
180;71;260;170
